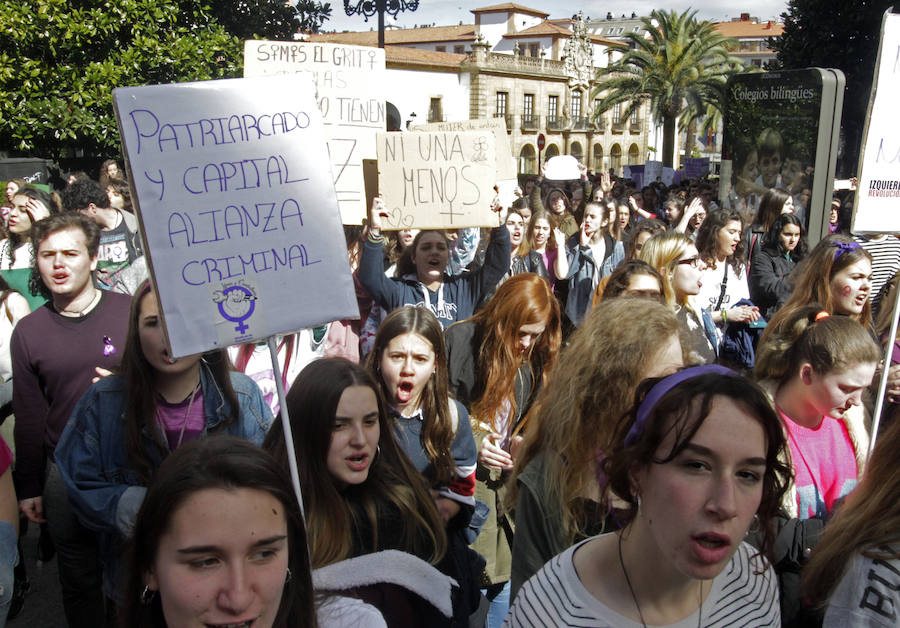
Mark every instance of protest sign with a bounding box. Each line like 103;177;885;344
644;160;663;184
682;157;710;179
411;117;517;180
376;130;497;229
853;12;900;234
243;40;386;225
113;75;358;357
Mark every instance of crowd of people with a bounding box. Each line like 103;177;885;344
0;156;898;628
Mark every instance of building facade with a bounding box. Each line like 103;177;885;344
311;3;652;176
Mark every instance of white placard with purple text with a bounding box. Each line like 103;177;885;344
113;75;358;357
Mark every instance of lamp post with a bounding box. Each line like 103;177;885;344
343;0;419;48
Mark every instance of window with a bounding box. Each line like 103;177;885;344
454;45;465;54
529;43;540;57
523;93;534;121
612;102;622;123
594;98;601;114
548;95;559;122
571;90;582;120
617;27;624;34
607;27;615;34
496;92;508;117
630;106;638;124
435;45;446;52
632;26;640;32
428;97;443;122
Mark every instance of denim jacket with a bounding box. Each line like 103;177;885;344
564;233;625;326
54;364;272;597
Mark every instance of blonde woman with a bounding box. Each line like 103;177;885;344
640;232;717;364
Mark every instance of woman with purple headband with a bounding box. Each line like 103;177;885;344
761;235;873;349
506;366;789;627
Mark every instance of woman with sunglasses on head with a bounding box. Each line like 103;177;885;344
54;281;272;603
641;232;717;364
120;436;319;628
507;366;789;627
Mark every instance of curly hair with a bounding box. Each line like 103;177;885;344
695;208;746;277
507;297;681;545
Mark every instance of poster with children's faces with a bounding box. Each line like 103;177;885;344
113;75;358;357
721;70;827;230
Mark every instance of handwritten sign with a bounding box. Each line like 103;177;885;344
113;75;358;357
376;130;497;229
243;40;386;225
853;12;900;233
411;118;516;180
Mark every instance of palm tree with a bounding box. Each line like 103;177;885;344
591;9;742;168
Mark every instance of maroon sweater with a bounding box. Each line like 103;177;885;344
11;291;131;498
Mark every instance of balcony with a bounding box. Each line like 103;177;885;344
630;120;642;133
572;117;590;131
611;120;625;133
493;112;513;131
547;116;565;131
520;114;540;132
594;117;607;132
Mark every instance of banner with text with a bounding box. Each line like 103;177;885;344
113;75;358;357
376;130;497;229
411;118;517;180
244;40;386;225
853;12;900;233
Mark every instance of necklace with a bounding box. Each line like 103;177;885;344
618;533;703;628
58;289;101;317
156;380;201;451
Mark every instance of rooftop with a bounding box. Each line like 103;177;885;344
471;3;549;17
712;20;784;38
311;24;476;45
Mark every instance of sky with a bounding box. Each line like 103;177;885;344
325;1;789;33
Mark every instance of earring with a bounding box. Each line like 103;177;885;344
140;585;156;605
635;494;642;512
285;568;292;583
373;445;381;464
747;514;761;535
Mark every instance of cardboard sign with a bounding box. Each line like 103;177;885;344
376;130;497;229
853;12;900;233
243;40;386;225
113;75;358;357
411;117;516;180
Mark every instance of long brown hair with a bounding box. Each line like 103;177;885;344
368;306;456;487
464;274;560;434
507;297;681;544
695;207;747;277
801;415;900;607
754;304;881;383
763;235;873;343
263;358;446;568
123;281;239;482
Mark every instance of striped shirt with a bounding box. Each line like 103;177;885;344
504;536;780;627
854;235;900;308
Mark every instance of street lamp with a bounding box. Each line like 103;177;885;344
344;0;419;48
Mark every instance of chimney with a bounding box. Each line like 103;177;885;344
740;12;750;21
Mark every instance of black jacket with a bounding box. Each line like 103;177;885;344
750;244;797;319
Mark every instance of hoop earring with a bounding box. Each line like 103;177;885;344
141;585;156;605
285;568;292;583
